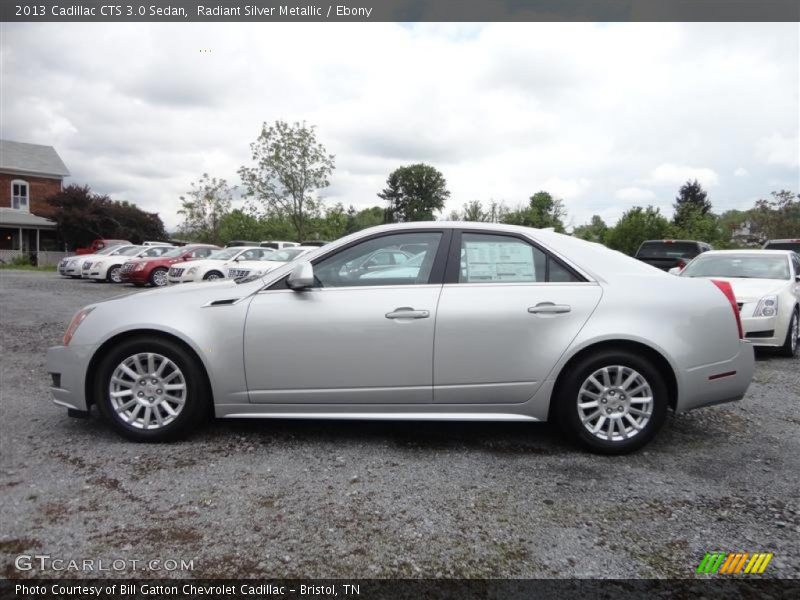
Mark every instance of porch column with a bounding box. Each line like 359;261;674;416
36;228;40;252
18;227;22;251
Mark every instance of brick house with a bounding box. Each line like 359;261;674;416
0;139;70;260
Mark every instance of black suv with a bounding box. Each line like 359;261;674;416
634;240;712;271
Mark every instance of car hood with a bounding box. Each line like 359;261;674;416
226;260;287;271
170;259;226;270
688;276;789;302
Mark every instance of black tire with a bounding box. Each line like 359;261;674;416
555;349;668;455
778;308;799;358
93;337;210;442
203;271;224;281
149;267;168;287
106;265;123;283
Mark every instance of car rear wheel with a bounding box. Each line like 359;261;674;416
778;309;799;358
204;271;223;281
94;337;209;441
149;268;168;287
107;265;123;283
555;349;668;454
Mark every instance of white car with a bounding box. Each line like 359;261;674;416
167;247;274;284
225;246;316;281
63;245;140;279
260;240;299;250
678;250;800;356
88;246;173;283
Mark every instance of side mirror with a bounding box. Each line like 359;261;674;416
668;267;682;275
287;261;314;290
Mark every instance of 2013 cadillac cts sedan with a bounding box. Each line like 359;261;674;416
47;223;755;453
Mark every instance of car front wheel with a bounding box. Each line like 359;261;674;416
204;271;223;281
149;268;168;287
94;337;209;441
107;265;123;283
555;349;668;454
778;308;799;358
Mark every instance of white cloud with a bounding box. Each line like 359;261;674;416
644;163;720;188
734;167;750;177
1;22;797;229
615;187;657;201
755;133;800;168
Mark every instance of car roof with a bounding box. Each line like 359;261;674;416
638;239;706;243
700;249;794;256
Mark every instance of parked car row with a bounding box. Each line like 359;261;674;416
58;241;319;287
49;222;778;454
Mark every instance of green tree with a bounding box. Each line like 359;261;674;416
379;163;450;222
753;189;800;239
673;179;712;229
239;120;335;240
605;206;671;256
572;215;608;243
344;206;385;234
218;209;267;243
671;203;721;244
177;173;234;244
46;184;167;250
502;191;567;232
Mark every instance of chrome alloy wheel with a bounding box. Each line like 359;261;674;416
109;266;122;283
108;353;187;430
152;269;168;287
205;272;221;281
792;312;798;354
577;365;654;442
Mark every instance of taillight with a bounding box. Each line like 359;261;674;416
711;280;743;339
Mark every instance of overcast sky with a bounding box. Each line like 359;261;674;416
2;22;798;230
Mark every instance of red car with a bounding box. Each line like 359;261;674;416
120;244;219;287
75;238;131;255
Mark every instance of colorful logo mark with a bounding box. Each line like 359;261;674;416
696;552;773;575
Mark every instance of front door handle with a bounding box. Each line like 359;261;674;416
528;303;571;315
386;307;430;319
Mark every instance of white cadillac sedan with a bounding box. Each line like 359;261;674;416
58;244;137;278
167;247;274;284
678;250;800;356
47;223;755;454
224;246;316;281
88;245;173;283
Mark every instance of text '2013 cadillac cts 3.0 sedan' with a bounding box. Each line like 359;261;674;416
47;223;755;454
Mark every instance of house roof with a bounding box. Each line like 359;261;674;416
0;207;57;229
0;140;70;178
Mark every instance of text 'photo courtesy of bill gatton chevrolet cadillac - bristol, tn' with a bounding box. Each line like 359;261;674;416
42;221;795;455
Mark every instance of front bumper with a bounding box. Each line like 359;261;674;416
741;315;782;347
46;345;92;412
677;340;755;413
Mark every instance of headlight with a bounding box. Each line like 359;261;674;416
754;295;779;317
187;267;198;275
63;307;95;346
134;262;146;271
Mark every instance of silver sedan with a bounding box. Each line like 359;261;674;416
47;223;755;453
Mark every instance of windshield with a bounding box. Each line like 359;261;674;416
140;246;171;257
161;247;189;258
116;246;144;256
96;245;121;255
208;248;242;260
682;255;790;280
268;248;306;262
636;241;700;259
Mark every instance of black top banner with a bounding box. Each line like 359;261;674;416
2;0;800;22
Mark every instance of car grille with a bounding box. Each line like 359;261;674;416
169;267;184;277
121;263;135;273
228;269;250;279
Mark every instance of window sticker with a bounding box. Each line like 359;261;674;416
463;241;535;282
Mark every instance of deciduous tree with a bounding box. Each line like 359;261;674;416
379;163;450;222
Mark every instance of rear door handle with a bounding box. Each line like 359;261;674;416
386;307;430;319
528;303;571;315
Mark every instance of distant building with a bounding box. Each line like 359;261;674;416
730;220;764;247
0;139;70;258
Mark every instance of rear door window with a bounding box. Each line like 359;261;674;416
636;242;700;259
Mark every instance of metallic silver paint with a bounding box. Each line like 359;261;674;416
46;222;756;426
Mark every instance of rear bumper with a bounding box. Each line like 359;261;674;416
676;340;755;412
46;345;91;412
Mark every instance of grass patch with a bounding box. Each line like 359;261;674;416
0;264;57;272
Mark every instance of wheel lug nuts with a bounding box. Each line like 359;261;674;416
137;391;144;397
148;397;154;401
601;399;607;404
156;389;162;394
151;379;158;384
606;408;612;414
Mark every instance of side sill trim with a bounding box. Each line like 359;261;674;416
219;412;539;422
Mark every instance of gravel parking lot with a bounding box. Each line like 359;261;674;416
1;270;798;579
